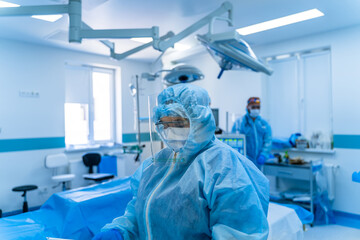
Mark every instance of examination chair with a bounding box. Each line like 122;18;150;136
45;153;75;191
82;153;115;182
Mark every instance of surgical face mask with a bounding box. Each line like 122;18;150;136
161;127;190;152
249;109;260;118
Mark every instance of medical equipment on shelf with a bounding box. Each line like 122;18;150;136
217;134;246;156
197;31;273;78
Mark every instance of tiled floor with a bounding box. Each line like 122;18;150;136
304;224;360;240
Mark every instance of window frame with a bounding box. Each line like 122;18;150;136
65;65;117;150
263;47;333;139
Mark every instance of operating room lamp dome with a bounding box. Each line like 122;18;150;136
163;65;204;85
196;31;273;78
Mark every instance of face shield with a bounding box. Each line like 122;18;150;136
148;95;190;162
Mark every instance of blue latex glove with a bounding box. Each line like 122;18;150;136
92;229;123;240
257;155;266;165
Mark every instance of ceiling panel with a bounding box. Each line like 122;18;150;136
0;0;360;62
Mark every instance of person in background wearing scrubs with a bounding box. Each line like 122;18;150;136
232;97;272;168
93;84;269;240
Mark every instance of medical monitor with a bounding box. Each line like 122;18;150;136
217;134;246;156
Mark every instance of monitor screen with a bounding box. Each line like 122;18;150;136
217;134;246;156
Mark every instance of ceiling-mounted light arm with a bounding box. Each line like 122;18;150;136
208;16;233;35
68;0;81;43
80;27;159;40
154;1;233;52
69;0;159;43
0;4;69;16
81;22;114;50
69;0;160;43
141;69;171;81
110;31;175;61
0;0;160;47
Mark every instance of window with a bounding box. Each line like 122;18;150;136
64;65;115;149
264;48;333;139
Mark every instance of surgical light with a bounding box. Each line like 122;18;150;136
163;65;204;85
236;9;324;36
197;31;273;78
142;65;204;85
31;14;63;22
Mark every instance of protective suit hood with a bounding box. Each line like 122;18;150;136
153;83;216;159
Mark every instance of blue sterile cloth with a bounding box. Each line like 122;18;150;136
0;216;47;240
0;177;133;240
277;203;314;224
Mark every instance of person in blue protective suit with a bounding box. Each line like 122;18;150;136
232;97;272;168
93;84;269;240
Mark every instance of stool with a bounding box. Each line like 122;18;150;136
12;185;38;213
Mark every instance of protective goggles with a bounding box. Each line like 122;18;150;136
155;120;190;129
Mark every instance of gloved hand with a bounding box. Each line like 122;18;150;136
92;229;124;240
256;155;267;165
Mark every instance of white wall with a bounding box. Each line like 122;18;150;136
0;38;158;213
252;25;360;215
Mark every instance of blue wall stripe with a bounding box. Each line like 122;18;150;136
334;134;360;149
334;210;360;229
0;134;357;151
0;137;65;152
122;132;160;143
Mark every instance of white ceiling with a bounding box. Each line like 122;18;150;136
1;0;360;62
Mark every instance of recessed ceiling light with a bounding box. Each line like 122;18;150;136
275;54;292;60
130;37;153;43
31;14;63;22
237;9;324;35
0;0;19;7
174;43;191;51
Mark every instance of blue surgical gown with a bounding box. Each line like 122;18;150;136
232;113;272;165
102;84;270;240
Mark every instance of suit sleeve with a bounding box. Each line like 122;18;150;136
203;152;269;240
102;159;152;240
260;122;272;158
